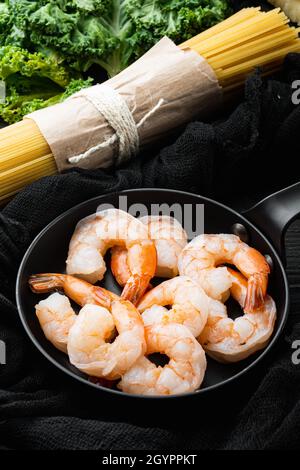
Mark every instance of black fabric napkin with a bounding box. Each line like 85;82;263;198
1;19;300;450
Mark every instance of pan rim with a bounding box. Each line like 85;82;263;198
16;188;290;399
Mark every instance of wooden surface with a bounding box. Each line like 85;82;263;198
286;220;300;322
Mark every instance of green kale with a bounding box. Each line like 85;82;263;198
0;0;231;77
126;0;231;59
0;46;92;123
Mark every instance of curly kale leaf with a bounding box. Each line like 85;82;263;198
0;45;71;85
0;2;10;44
126;0;232;57
0;0;231;77
0;77;92;123
0;45;92;123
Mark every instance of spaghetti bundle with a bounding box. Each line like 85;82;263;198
0;7;299;204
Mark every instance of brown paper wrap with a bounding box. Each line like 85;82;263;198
27;37;222;172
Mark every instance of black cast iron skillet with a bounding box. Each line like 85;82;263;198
16;184;300;399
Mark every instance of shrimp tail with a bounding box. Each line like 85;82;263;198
121;274;151;306
29;273;64;293
92;287;119;309
244;273;267;312
29;273;119;309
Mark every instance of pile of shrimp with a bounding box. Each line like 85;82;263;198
29;209;276;396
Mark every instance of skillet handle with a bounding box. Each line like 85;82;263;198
243;182;300;264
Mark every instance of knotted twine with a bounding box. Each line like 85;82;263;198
68;85;164;166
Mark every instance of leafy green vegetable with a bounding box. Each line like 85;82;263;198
126;0;231;59
0;0;231;77
0;46;92;123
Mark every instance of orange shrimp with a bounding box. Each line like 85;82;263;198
198;268;276;362
66;209;157;305
29;273;118;309
111;215;187;285
68;300;146;380
178;234;270;312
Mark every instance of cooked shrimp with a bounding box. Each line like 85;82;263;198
110;245;132;287
137;276;209;337
66;209;156;305
141;216;187;277
118;323;207;396
198;268;276;362
35;293;76;353
67;300;146;380
111;216;187;282
178;234;270;311
29;273;118;309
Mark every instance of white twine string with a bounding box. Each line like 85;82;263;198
137;98;164;129
67;85;164;166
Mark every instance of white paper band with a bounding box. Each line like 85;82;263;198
27;37;222;172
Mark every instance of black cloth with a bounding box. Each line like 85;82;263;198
1;20;300;451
